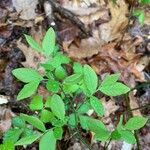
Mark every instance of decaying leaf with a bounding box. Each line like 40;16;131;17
99;0;129;42
102;97;119;118
17;40;45;70
90;42;145;83
62;0;129;59
12;0;38;20
129;92;142;116
63;30;104;59
0;107;15;135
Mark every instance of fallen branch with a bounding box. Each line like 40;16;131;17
47;0;92;37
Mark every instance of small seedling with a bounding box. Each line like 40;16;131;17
1;27;148;150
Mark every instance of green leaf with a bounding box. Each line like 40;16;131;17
117;115;124;131
40;109;55;123
52;118;67;127
42;27;56;56
24;34;43;52
29;95;43;110
80;83;91;96
0;141;15;150
12;116;25;128
50;94;65;120
99;82;130;96
17;81;40;100
133;9;145;25
119;130;136;144
98;74;130;96
21;114;46;132
53;127;63;140
140;0;150;5
64;74;82;85
79;115;89;130
45;96;52;108
90;96;104;116
94;130;110;141
22;128;34;138
3;129;22;143
55;66;67;80
53;44;60;54
83;65;98;95
100;74;120;87
68;114;76;128
12;68;43;83
63;83;79;94
124;116;148;130
79;116;110;141
40;62;54;71
111;130;121;140
39;130;56;150
15;133;42;146
79;116;106;131
87;117;108;132
73;62;83;74
48;53;70;68
46;79;59;93
77;102;91;114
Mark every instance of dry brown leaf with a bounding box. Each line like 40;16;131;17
38;85;50;100
0;107;15;135
102;97;119;118
63;30;103;58
12;0;38;20
90;43;145;83
58;20;80;42
16;25;46;69
17;40;45;70
99;0;129;42
129;92;142;116
62;0;129;59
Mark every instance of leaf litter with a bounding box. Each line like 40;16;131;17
0;0;150;149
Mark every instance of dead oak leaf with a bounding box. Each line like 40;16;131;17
99;0;129;42
17;40;45;70
0;107;15;135
63;30;104;59
90;43;145;83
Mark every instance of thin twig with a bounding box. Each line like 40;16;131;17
47;0;92;37
125;103;150;113
104;138;112;150
115;5;134;49
69;94;93;150
131;81;150;91
124;94;141;150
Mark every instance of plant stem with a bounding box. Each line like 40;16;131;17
69;94;93;150
125;103;150;113
131;81;150;91
124;94;141;150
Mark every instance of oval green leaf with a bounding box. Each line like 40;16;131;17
21;114;46;132
83;65;98;95
50;94;65;120
39;130;56;150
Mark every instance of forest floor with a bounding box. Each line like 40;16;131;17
0;0;150;149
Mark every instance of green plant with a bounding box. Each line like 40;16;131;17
132;0;150;25
112;0;150;25
2;27;147;150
